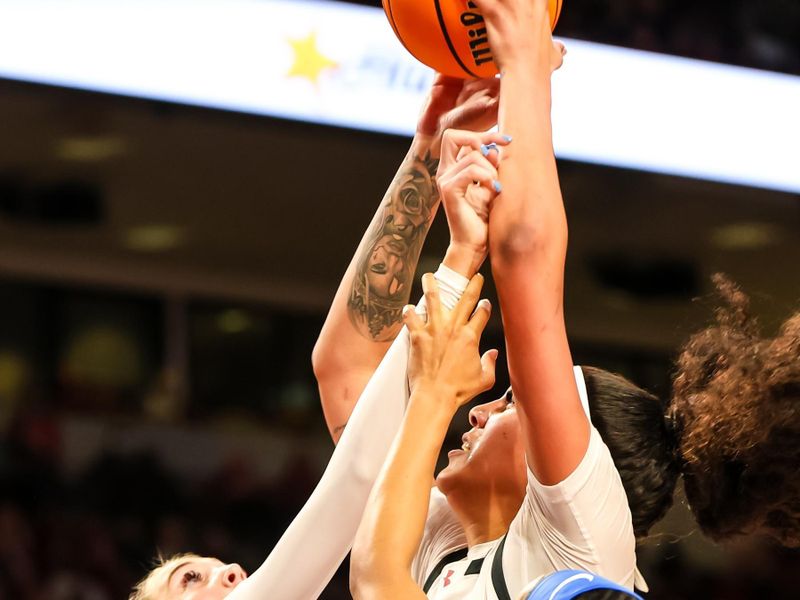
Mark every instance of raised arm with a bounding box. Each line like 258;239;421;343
225;127;508;600
350;275;497;600
313;75;500;442
480;0;589;485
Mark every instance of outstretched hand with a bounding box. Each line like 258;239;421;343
403;273;498;409
417;74;500;143
472;0;566;74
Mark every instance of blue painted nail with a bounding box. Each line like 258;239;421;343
493;180;503;193
502;135;513;143
481;143;498;156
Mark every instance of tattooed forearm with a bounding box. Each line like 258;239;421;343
348;150;440;341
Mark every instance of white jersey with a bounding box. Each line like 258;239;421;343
412;428;648;599
228;270;644;599
227;283;438;600
227;328;413;600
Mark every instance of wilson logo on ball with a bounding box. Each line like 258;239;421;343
460;2;492;69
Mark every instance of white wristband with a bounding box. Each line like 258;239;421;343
433;263;470;310
415;263;470;317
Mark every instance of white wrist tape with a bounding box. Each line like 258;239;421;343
434;263;470;310
415;263;471;316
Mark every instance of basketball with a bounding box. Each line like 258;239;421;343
383;0;564;78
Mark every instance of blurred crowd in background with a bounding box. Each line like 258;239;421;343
1;384;799;600
1;280;798;599
555;0;800;75
1;0;799;599
0;417;341;600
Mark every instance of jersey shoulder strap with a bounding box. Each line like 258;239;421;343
422;547;469;593
490;534;511;600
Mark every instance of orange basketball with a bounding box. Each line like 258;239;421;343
383;0;563;78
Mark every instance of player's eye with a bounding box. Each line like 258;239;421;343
181;570;203;588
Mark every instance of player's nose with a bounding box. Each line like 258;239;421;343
219;563;247;588
468;398;508;428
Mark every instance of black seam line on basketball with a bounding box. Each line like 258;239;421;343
433;0;479;78
385;0;413;57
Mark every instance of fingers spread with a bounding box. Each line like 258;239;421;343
440;129;512;170
421;273;442;325
480;348;499;390
455;143;473;162
460;76;500;99
452;273;485;325
450;164;499;195
468;298;492;336
402;304;424;332
440;149;500;195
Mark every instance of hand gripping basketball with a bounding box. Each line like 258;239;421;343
383;0;563;78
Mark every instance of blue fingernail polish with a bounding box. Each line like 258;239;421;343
480;144;490;157
493;180;503;193
502;135;513;142
486;142;498;153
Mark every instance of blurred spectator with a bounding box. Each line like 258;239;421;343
552;0;800;75
1;407;799;599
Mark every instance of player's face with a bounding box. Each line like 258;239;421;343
366;234;408;297
436;388;527;500
159;556;247;600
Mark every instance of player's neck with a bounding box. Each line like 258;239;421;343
445;487;522;547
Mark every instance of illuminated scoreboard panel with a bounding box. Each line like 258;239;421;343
0;0;798;193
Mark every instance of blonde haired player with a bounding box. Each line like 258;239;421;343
128;73;505;599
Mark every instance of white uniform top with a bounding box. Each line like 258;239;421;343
412;427;648;598
227;328;412;600
227;281;443;600
227;270;645;599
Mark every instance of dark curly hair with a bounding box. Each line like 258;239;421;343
671;274;800;547
583;275;800;547
582;366;681;539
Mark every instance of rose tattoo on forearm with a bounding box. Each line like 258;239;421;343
348;151;440;341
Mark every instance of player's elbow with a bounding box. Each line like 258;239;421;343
349;570;371;600
350;565;409;600
350;536;409;599
311;335;334;383
490;220;567;267
349;550;381;600
348;562;367;600
493;221;544;260
311;343;334;413
311;337;345;411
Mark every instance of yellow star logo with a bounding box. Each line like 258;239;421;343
287;32;338;85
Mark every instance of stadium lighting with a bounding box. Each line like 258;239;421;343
0;0;798;193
